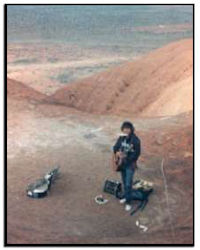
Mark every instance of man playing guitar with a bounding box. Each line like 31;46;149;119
112;121;141;211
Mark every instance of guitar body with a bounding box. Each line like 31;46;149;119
112;153;125;172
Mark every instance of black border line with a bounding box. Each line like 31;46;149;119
4;3;8;248
192;3;195;247
4;3;195;247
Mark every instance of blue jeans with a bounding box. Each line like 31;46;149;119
121;166;135;204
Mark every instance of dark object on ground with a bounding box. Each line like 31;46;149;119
130;179;154;215
26;166;60;198
103;179;122;197
104;179;153;215
130;187;153;215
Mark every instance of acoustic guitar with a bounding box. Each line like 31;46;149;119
112;152;126;172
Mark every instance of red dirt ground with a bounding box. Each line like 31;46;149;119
7;39;193;244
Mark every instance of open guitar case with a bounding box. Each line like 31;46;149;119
26;167;60;198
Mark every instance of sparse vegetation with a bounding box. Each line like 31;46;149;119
11;58;38;64
50;72;74;84
106;104;112;110
47;57;59;63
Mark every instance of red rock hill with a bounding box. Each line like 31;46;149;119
51;39;193;117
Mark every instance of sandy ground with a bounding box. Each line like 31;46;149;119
7;98;193;244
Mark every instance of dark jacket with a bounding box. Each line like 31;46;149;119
113;133;141;166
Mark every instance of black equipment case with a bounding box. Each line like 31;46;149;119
103;179;122;198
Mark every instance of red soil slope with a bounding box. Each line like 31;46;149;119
51;39;193;117
7;78;47;102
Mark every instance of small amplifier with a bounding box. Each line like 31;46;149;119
103;179;122;198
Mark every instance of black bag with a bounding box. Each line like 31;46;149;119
103;179;122;198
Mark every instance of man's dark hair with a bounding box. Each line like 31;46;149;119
121;121;135;134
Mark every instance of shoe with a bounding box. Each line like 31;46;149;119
125;204;132;211
119;198;126;204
